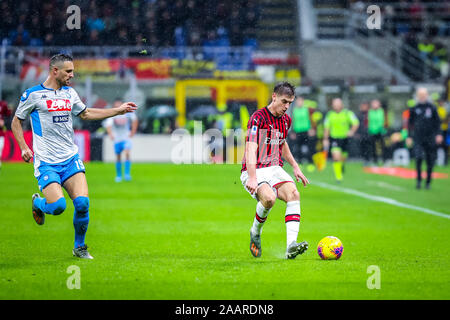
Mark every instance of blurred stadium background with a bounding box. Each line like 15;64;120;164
0;0;448;165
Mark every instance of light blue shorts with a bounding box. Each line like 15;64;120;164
114;140;132;154
35;154;85;191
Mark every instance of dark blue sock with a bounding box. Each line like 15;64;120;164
73;196;89;248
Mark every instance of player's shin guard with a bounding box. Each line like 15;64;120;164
34;197;67;215
285;201;301;247
115;161;122;178
73;196;89;248
251;202;271;235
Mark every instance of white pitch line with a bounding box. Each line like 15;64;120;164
312;181;450;220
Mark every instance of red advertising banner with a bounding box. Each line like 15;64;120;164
21;58;172;81
1;130;90;162
74;130;91;162
1;131;33;162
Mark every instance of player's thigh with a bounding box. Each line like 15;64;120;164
276;182;299;203
331;149;342;161
42;182;65;203
256;183;277;208
63;172;89;200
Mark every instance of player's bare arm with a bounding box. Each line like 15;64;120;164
245;141;259;194
282;142;309;186
323;128;330;150
11;116;33;162
106;125;114;140
347;123;359;137
79;102;138;121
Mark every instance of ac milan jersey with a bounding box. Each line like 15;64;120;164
15;83;87;164
241;107;292;172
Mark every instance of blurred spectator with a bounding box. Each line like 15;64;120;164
356;101;371;166
0;100;12;167
9;24;30;46
0;0;259;48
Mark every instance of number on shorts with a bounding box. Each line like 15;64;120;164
75;159;85;170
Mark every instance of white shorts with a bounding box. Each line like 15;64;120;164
240;166;295;199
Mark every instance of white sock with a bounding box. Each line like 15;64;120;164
285;201;301;247
251;202;271;235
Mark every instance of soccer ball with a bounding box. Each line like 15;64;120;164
317;236;343;260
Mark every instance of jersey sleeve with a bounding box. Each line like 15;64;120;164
348;110;360;126
71;89;87;116
323;112;330;129
408;107;416;133
431;106;441;136
129;112;137;121
15;89;37;120
246;112;264;143
103;117;113;128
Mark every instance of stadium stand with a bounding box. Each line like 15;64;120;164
0;0;260;48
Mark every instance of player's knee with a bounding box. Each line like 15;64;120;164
262;194;276;208
48;197;67;215
289;189;300;201
73;196;89;214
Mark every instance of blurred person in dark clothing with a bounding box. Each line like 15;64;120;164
407;87;443;189
356;101;371;166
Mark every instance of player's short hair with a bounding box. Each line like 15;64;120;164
49;53;73;69
273;82;295;97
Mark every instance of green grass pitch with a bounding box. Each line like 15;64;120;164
0;161;449;299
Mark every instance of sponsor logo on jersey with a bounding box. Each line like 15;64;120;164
46;99;72;112
53;115;70;123
114;117;129;126
264;131;285;145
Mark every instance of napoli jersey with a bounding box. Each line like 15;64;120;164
15;84;86;164
104;113;137;143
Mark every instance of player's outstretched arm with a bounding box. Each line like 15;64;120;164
79;102;138;121
11;116;33;162
282;142;309;187
348;123;359;137
130;118;139;138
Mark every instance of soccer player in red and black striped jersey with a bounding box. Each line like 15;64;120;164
240;82;310;259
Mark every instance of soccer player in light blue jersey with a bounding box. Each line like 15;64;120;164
104;98;138;182
11;54;138;259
